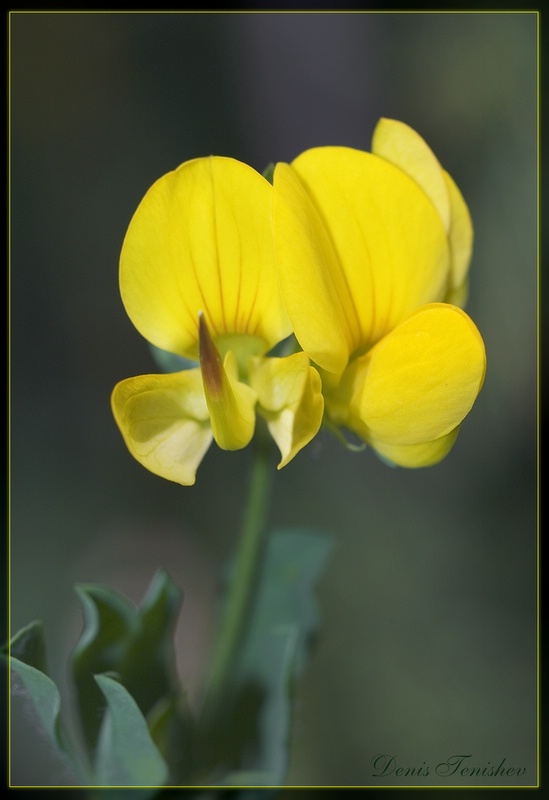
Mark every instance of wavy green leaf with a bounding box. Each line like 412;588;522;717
205;528;334;785
71;581;138;753
71;569;193;781
122;569;186;713
242;528;335;677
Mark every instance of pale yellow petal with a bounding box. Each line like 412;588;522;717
369;427;460;468
445;276;469;308
111;369;212;486
275;147;450;373
357;303;486;445
443;170;474;299
120;156;291;360
372;119;473;304
372;117;451;231
250;353;324;468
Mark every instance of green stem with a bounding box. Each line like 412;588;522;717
201;425;274;721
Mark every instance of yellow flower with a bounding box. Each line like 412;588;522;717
112;156;323;485
272;118;486;467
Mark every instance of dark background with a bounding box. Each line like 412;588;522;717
9;11;537;789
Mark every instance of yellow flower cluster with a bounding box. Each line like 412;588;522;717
112;119;486;484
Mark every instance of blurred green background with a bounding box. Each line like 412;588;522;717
10;11;537;789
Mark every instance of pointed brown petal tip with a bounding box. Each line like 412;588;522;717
198;312;223;398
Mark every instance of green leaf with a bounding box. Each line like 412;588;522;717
147;693;195;785
207;528;334;785
71;569;194;780
122;568;185;713
223;625;297;786
10;656;64;749
9;656;84;781
243;528;335;678
237;529;334;784
149;343;197;373
71;581;138;753
7;620;48;672
94;673;169;787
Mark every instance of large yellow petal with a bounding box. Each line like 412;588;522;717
120;156;291;360
274;147;450;375
111;369;212;486
372;118;473;305
368;427;460;468
372;117;451;231
250;353;324;468
356;303;486;445
272;163;352;375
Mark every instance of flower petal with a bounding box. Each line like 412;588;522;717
198;312;257;450
273;147;450;374
272;162;352;375
443;170;473;302
372;117;451;231
445;276;469;308
369;427;461;468
120;156;291;360
111;369;213;486
356;303;486;445
372;118;473;305
250;353;324;468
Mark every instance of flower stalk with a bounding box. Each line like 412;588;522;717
200;423;275;724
